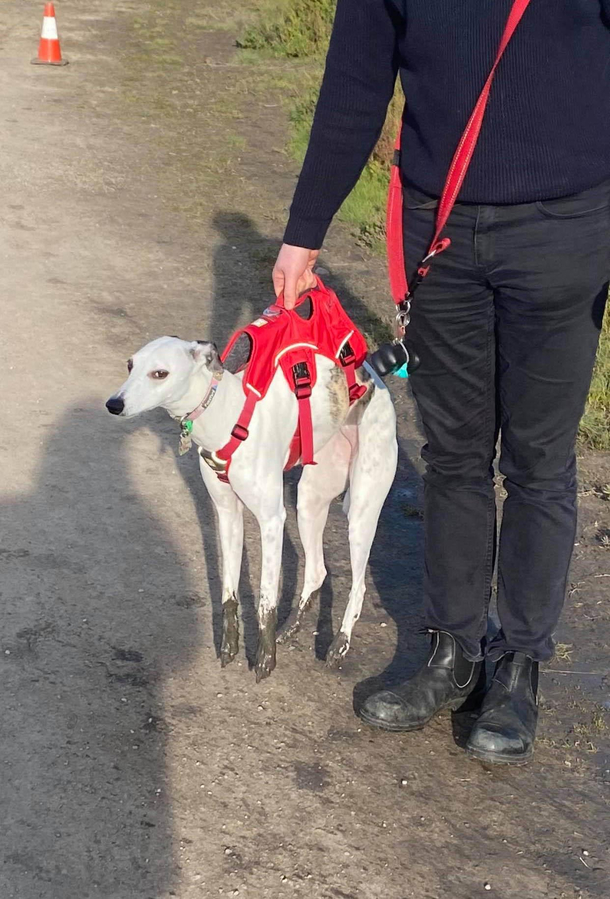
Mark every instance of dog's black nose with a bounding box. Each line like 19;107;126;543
106;396;125;415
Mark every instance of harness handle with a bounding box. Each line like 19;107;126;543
274;275;326;311
387;0;532;315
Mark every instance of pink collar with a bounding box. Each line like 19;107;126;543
183;375;222;425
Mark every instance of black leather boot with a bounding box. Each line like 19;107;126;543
466;652;538;765
358;631;485;732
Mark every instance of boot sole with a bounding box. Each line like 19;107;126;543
358;697;467;733
465;744;534;766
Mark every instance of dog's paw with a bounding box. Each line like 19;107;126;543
220;600;239;667
276;609;301;644
220;644;238;668
326;631;350;668
276;608;305;644
254;642;277;682
277;594;317;644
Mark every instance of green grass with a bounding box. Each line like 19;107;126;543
580;311;610;450
241;0;400;248
238;0;336;58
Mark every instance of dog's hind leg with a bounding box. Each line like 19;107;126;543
277;431;351;644
326;387;398;667
199;457;244;667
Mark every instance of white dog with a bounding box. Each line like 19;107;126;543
106;337;397;680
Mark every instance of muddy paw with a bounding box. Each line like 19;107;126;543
326;631;350;668
220;628;239;667
220;641;238;668
255;643;277;682
276;607;305;644
220;601;239;667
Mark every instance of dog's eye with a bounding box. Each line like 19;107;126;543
150;370;169;380
127;359;133;373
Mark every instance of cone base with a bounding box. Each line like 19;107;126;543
31;57;69;65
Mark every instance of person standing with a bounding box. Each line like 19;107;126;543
272;0;610;764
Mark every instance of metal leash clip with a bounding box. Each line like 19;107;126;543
396;297;412;337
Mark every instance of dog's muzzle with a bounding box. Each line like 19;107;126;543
106;395;125;415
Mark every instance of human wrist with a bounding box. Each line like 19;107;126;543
283;214;330;252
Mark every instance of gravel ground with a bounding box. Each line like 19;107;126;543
0;3;608;897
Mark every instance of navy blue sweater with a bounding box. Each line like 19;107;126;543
284;0;610;249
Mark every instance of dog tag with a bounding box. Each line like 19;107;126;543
178;420;193;455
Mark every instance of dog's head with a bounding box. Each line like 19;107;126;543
106;336;222;418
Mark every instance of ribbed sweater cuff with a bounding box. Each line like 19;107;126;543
283;214;332;251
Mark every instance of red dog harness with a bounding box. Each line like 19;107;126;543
203;277;368;483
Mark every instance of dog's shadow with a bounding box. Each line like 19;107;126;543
188;211;428;680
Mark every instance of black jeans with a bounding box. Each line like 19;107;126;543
404;179;609;662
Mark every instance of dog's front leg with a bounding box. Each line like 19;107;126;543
251;495;286;682
199;457;244;667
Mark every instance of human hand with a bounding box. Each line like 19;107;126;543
272;244;319;310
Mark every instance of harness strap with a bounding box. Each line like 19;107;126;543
344;364;367;403
211;389;260;482
296;396;314;466
387;0;532;310
286;433;302;471
291;361;315;467
338;338;368;403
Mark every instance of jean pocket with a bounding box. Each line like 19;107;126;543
536;182;610;219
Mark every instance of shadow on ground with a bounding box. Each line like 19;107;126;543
0;403;203;897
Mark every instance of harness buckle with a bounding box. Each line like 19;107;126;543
231;423;249;441
339;341;356;367
349;382;368;402
292;362;312;399
198;446;229;473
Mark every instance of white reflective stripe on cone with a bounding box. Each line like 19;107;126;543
41;17;59;40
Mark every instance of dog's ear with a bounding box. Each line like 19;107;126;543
204;342;224;375
189;341;223;375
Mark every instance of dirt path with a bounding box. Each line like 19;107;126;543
0;3;608;898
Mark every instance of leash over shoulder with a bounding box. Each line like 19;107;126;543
369;0;532;379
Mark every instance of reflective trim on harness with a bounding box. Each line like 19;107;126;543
274;342;318;367
335;331;354;359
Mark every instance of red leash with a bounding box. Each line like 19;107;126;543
387;0;532;337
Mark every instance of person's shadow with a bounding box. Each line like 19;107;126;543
209;211;429;699
0;402;202;898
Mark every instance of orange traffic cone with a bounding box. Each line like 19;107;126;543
31;3;68;66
